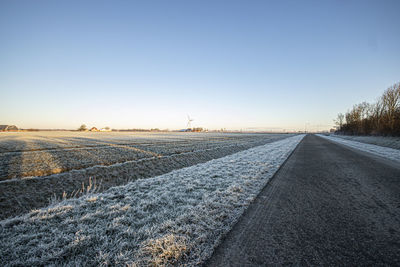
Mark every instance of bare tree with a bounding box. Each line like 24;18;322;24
336;82;400;136
78;124;87;131
335;113;344;130
383;83;400;131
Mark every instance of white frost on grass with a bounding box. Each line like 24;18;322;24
318;134;400;162
329;134;400;150
0;135;304;266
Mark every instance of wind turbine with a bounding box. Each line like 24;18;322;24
187;115;194;129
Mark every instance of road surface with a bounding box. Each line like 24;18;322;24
206;134;400;266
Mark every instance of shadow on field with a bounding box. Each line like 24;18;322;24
0;139;28;218
0;139;25;180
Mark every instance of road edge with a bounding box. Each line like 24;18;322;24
203;134;307;266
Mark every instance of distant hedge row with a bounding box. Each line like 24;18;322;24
335;82;400;136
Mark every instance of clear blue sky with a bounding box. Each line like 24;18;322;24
1;0;399;131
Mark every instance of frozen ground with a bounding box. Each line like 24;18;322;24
331;134;400;150
0;134;304;266
0;132;292;219
0;132;290;180
318;134;400;162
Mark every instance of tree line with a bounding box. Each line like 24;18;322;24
335;82;400;136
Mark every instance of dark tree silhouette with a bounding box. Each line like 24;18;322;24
336;82;400;136
78;124;87;131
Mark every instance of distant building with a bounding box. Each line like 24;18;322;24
0;125;18;131
89;127;99;132
100;128;111;132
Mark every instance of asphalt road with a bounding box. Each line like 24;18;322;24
206;134;400;266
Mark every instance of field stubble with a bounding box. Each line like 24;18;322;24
0;132;292;219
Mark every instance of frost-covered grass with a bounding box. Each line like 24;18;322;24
0;135;304;266
0;132;292;220
318;134;400;162
330;134;400;150
0;132;289;179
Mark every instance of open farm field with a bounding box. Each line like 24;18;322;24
0;131;292;219
0;134;304;266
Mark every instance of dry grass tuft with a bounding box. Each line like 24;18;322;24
86;196;98;202
49;177;101;204
143;234;188;266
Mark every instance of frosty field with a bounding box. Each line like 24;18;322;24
318;134;400;162
0;134;304;266
0;131;292;219
328;134;400;151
